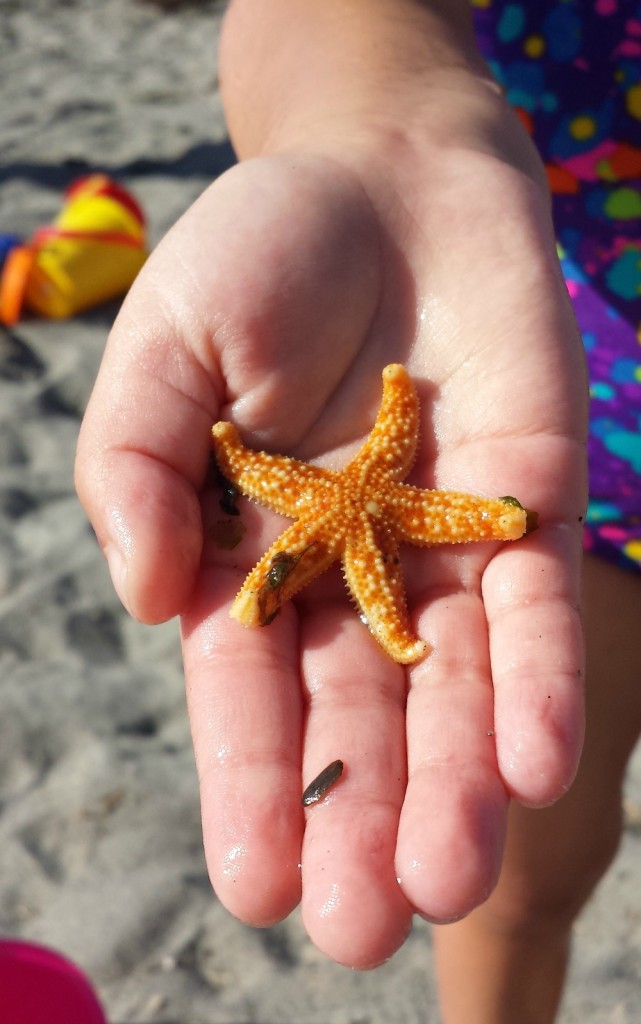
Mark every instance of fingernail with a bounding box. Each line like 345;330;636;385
104;542;130;612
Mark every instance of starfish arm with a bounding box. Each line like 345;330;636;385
342;511;428;664
349;364;419;481
211;421;336;517
389;484;529;546
230;517;342;627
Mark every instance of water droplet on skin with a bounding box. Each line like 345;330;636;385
318;882;342;919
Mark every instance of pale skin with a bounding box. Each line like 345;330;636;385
75;1;641;1020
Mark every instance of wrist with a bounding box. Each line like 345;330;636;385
219;0;494;159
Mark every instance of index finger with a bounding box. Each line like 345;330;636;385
75;234;223;624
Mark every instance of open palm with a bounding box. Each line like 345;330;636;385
76;116;587;968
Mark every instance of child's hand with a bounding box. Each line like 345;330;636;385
76;0;588;969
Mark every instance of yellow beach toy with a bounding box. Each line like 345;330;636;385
0;174;147;324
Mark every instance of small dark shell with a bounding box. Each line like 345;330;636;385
210;459;240;516
219;476;241;516
301;759;344;806
257;545;316;627
264;552;299;591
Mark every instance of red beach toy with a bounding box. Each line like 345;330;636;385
0;939;107;1024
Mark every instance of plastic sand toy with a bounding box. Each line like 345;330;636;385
0;174;147;325
0;939;107;1024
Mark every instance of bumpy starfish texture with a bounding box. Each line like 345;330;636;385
211;364;530;664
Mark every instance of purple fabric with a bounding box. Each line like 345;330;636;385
471;0;641;571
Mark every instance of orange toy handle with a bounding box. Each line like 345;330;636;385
0;245;36;326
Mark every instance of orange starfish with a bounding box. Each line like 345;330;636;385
211;364;533;664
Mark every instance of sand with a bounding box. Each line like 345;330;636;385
1;1;640;1021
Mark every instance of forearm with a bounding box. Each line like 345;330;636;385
219;0;491;158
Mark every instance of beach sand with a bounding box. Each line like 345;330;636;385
1;1;640;1021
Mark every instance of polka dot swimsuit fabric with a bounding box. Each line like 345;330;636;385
471;0;641;572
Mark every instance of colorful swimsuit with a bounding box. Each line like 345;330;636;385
471;0;641;572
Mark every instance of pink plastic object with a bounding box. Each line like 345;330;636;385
0;940;107;1024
